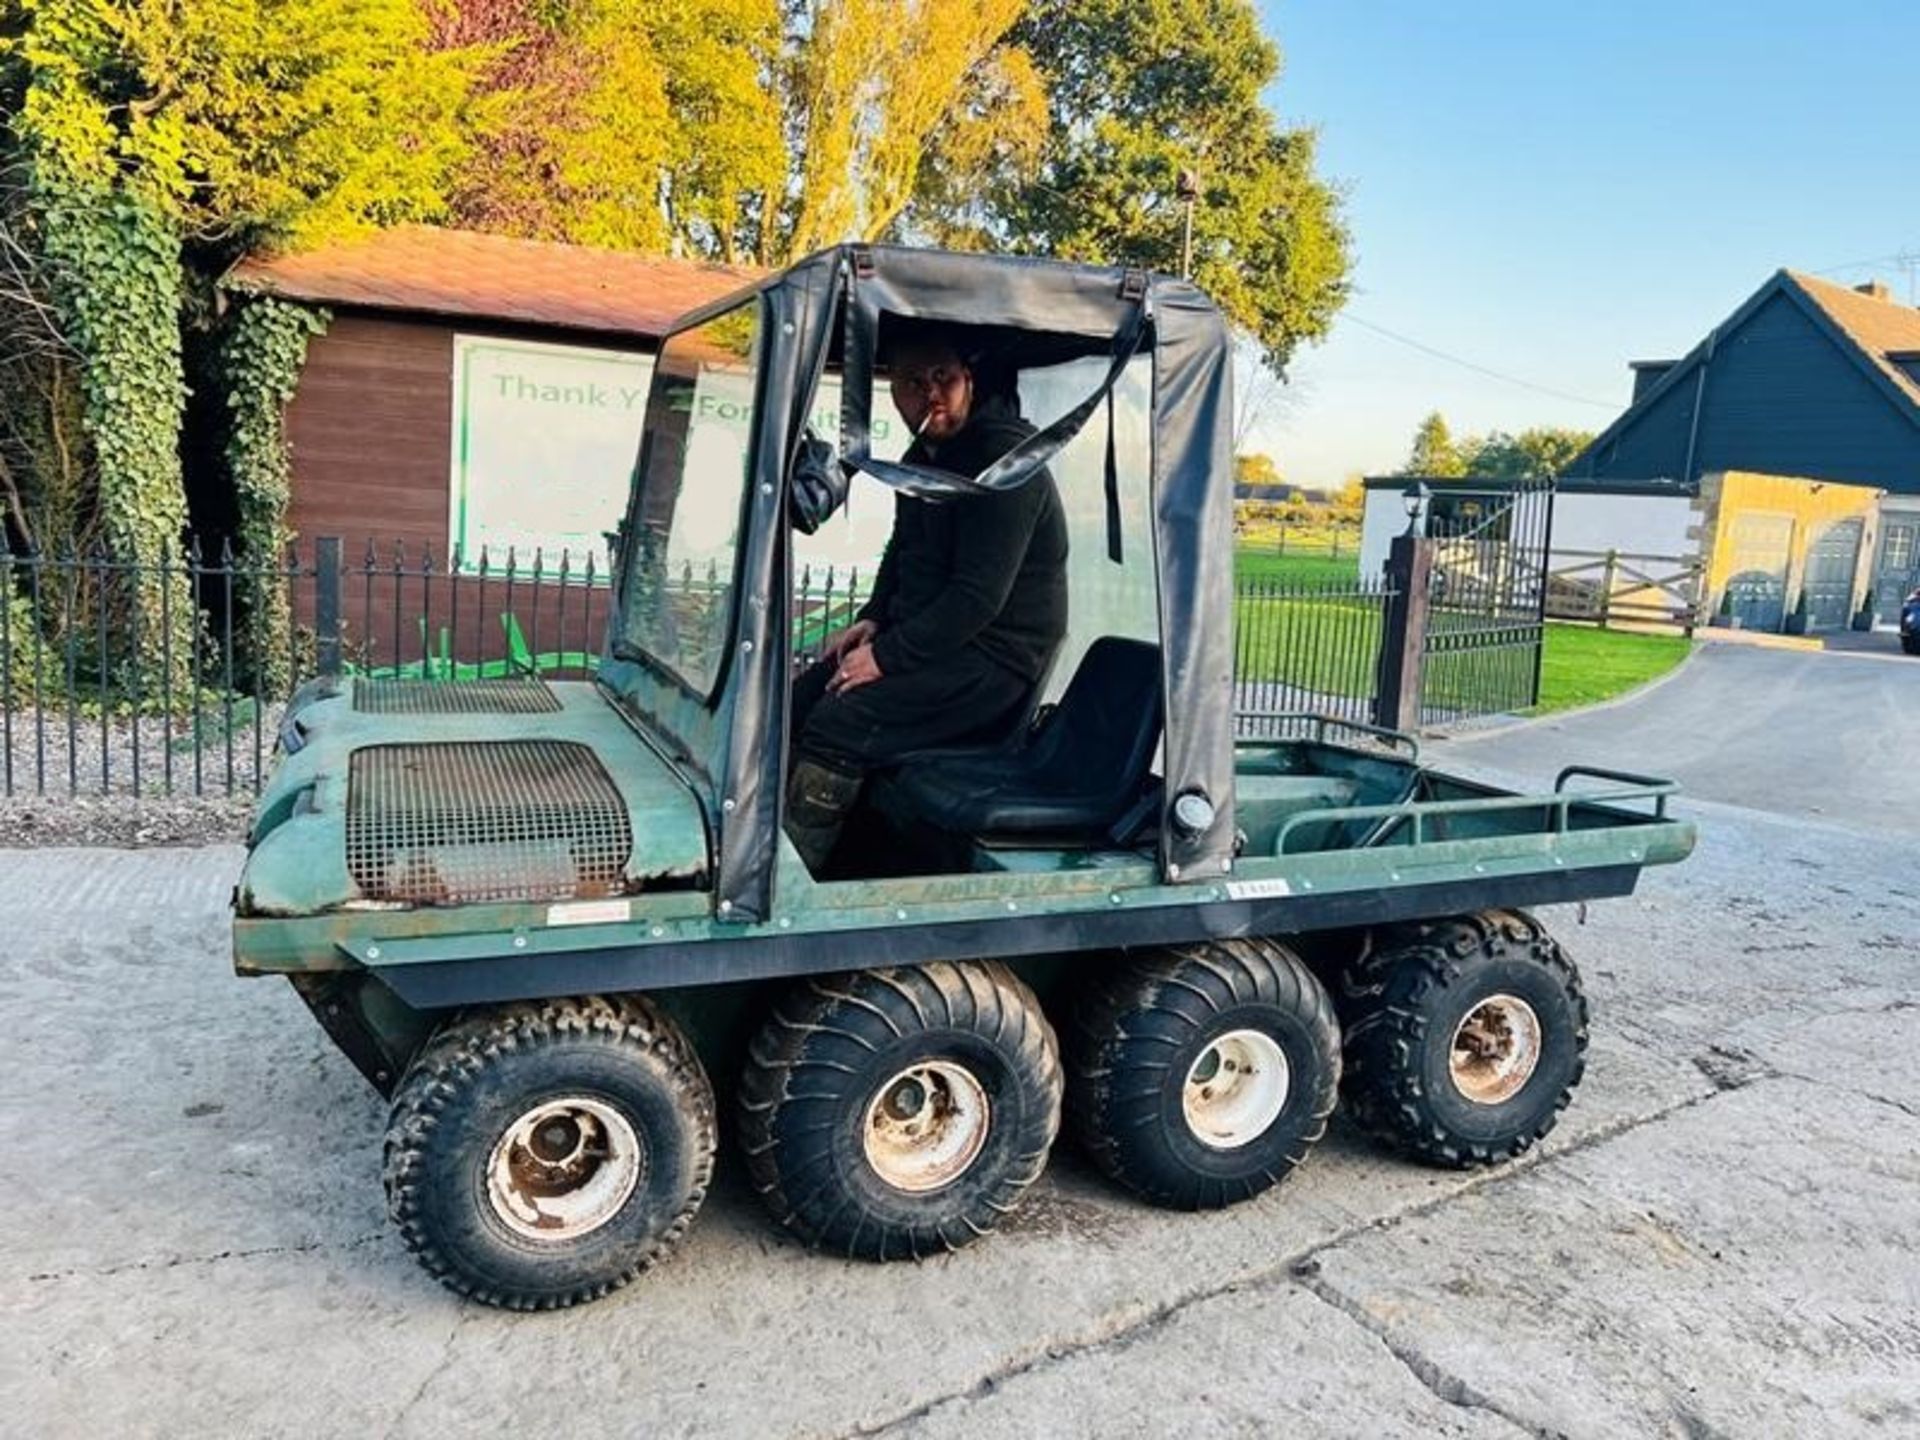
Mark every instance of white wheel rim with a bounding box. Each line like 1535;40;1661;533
485;1096;643;1242
862;1061;991;1193
1182;1029;1291;1150
1449;994;1543;1105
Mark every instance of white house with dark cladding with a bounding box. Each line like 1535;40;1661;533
1566;271;1920;624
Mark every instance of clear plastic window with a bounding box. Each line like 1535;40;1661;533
620;301;762;695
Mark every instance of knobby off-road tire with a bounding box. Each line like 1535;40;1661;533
738;962;1062;1260
383;995;716;1310
1338;909;1587;1168
1066;939;1341;1210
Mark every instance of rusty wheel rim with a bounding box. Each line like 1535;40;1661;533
861;1061;991;1193
485;1096;643;1242
1448;995;1543;1105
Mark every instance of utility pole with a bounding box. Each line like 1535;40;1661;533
1178;170;1201;279
1898;250;1920;307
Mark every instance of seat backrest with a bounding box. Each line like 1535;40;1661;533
1019;636;1162;796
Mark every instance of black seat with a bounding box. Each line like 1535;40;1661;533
874;637;1162;842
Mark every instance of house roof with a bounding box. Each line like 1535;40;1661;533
225;224;760;339
1571;269;1920;477
1790;271;1920;407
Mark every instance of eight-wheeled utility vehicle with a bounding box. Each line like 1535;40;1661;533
233;245;1695;1309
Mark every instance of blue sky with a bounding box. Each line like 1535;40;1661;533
1252;1;1920;489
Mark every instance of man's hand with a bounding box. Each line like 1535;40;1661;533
828;642;883;695
821;618;877;664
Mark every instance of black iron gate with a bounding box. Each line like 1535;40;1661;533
1417;479;1554;725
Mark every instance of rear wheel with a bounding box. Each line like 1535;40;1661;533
1338;910;1587;1167
738;962;1062;1260
1067;939;1341;1210
383;996;716;1310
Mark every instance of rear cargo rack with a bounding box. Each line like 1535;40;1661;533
1274;766;1676;856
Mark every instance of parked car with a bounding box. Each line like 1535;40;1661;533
1902;588;1920;654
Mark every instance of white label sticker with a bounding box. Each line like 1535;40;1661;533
1225;877;1292;901
546;900;633;928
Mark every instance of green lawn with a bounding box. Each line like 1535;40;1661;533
1232;543;1693;714
1233;591;1383;695
1235;546;1362;586
1534;624;1693;714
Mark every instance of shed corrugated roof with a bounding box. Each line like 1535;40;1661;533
225;224;760;339
1789;271;1920;407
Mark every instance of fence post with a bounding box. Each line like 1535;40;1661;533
316;537;343;678
1600;548;1619;630
1375;533;1433;734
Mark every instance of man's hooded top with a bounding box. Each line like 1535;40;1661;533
858;391;1069;680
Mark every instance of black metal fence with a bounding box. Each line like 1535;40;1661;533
1232;571;1397;736
1;536;1406;801
0;538;617;799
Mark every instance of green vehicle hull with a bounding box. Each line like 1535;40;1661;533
235;678;1693;1091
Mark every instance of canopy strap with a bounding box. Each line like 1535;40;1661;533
837;259;1151;513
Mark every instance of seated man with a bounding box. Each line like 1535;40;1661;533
786;324;1069;873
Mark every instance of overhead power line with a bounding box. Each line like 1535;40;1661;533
1341;312;1621;412
1809;249;1917;278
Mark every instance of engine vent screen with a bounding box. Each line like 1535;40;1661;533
355;679;562;716
347;742;631;904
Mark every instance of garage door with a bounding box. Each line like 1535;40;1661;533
1723;513;1792;632
1804;519;1863;631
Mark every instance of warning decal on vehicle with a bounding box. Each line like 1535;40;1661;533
546;899;633;927
1225;877;1292;901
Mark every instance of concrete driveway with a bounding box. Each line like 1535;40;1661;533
1438;641;1920;837
4;646;1919;1437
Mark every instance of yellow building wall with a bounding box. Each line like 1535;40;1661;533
1697;470;1883;622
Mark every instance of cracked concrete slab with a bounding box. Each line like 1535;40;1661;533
1307;1078;1920;1438
892;1280;1521;1439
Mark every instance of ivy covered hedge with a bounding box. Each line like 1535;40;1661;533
219;296;330;693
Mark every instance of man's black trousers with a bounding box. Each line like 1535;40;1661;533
791;650;1032;775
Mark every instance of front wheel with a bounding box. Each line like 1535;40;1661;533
1902;634;1920;656
383;996;716;1310
1066;939;1341;1210
1338;909;1588;1167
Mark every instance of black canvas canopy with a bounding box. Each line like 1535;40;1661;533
635;244;1238;923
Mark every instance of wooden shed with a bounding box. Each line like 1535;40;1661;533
225;226;754;672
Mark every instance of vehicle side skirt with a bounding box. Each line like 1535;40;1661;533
289;972;434;1098
371;865;1641;1009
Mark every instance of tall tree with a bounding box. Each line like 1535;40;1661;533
1234;452;1284;491
433;0;785;262
1459;426;1593;479
1401;411;1464;477
1;0;479;667
909;0;1350;374
438;0;1031;266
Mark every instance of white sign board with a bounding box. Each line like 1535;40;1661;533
449;336;654;572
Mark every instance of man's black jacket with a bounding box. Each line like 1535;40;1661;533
858;398;1068;681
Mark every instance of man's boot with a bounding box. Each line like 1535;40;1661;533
785;759;862;877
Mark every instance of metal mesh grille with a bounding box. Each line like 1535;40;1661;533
354;679;562;716
346;743;631;904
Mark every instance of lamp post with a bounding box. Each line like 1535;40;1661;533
1177;170;1201;279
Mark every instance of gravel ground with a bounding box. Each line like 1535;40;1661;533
0;704;277;846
